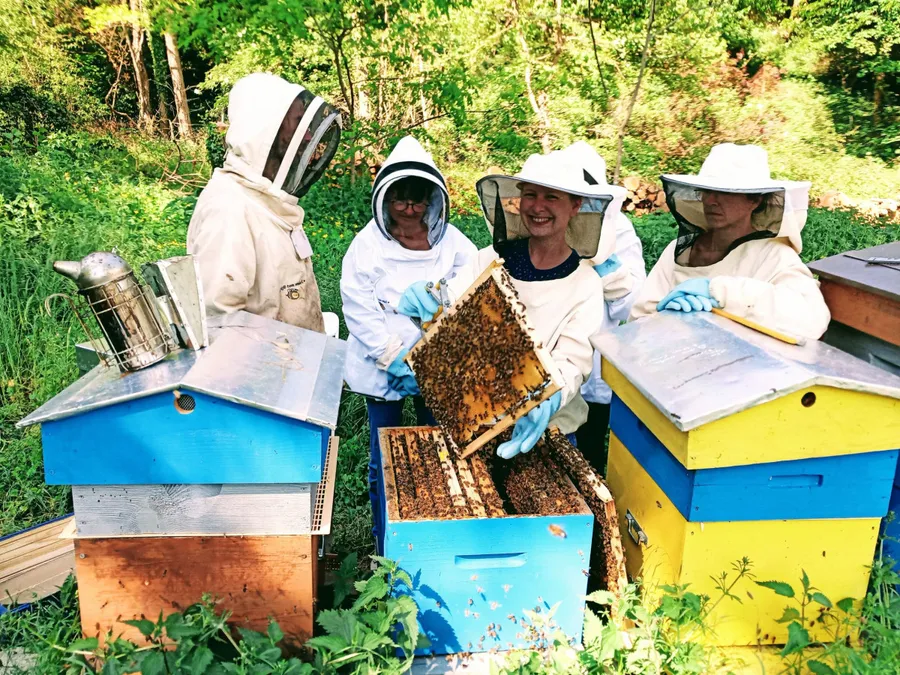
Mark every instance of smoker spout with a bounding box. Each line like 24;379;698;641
53;261;82;283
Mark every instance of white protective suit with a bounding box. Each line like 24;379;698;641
341;137;477;400
451;149;627;434
559;142;647;406
629;144;830;340
187;73;341;332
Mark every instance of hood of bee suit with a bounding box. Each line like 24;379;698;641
476;147;627;260
222;72;341;200
371;136;450;247
660;143;811;257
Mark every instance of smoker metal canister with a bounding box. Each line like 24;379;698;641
52;252;170;372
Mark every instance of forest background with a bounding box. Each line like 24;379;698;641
1;0;900;642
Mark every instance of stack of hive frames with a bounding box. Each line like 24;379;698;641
377;425;626;655
406;261;561;457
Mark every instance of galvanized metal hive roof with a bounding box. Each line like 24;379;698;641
593;311;900;431
18;311;347;430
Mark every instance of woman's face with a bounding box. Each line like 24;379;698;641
519;183;581;240
700;190;763;230
387;193;427;229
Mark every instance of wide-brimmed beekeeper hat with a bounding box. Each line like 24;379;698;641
476;147;627;260
661;143;811;255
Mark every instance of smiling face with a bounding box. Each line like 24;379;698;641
518;183;582;241
700;190;763;230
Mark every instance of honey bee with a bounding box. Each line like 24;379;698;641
548;524;567;538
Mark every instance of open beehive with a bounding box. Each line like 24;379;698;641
377;425;626;654
406;261;561;457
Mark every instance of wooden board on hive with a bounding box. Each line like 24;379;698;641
72;484;315;537
0;515;75;607
74;534;318;646
547;429;628;599
406;262;561;457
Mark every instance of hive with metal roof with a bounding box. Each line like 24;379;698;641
594;311;900;646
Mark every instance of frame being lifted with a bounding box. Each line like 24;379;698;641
406;261;562;458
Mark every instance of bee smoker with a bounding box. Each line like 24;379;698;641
51;252;172;372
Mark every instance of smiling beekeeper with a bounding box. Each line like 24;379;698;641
187;73;341;333
629;143;830;340
397;145;627;460
341;136;477;550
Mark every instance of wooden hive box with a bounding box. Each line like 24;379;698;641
70;436;339;646
406;262;562;457
594;312;900;646
1;515;75;610
377;426;594;655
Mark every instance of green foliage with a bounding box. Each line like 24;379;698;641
753;550;900;674
495;559;755;674
0;557;423;675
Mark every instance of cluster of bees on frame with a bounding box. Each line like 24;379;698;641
409;267;554;448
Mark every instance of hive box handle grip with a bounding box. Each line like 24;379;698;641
454;553;527;569
769;474;824;488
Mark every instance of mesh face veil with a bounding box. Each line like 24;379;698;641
662;180;787;258
265;90;342;198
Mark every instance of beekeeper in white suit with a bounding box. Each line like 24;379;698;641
630;143;830;340
397;147;627;459
341;136;476;550
187;73;341;334
560;142;646;470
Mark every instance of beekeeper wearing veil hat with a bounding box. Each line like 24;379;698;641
630;143;830;340
397;147;627;459
188;73;342;333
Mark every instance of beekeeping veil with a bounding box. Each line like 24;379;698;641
661;143;811;258
371;136;450;246
225;73;341;199
476;148;627;261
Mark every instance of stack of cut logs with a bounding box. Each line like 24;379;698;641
622;176;668;216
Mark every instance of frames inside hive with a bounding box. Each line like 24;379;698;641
380;426;586;522
405;262;561;456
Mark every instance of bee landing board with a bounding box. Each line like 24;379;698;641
406;262;561;457
377;426;594;655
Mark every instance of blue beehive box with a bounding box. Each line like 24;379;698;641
377;426;594;655
18;311;347;486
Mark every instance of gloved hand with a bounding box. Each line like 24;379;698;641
397;281;440;322
386;349;420;397
497;392;563;460
593;254;622;277
657;278;720;313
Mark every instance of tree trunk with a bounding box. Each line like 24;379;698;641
513;0;552;153
164;32;192;138
417;53;429;128
613;0;657;183
148;32;172;138
128;0;153;130
873;72;884;127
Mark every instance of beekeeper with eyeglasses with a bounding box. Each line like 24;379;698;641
396;145;627;460
188;73;341;334
629;143;830;340
340;136;477;549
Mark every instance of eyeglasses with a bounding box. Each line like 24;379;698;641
390;199;427;213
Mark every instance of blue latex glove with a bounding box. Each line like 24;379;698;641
497;392;563;460
657;278;720;313
397;281;440;322
386;349;419;397
593;254;622;277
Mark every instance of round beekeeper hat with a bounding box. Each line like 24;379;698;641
661;143;811;255
476;148;627;260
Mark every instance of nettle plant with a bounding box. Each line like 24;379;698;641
59;555;426;675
